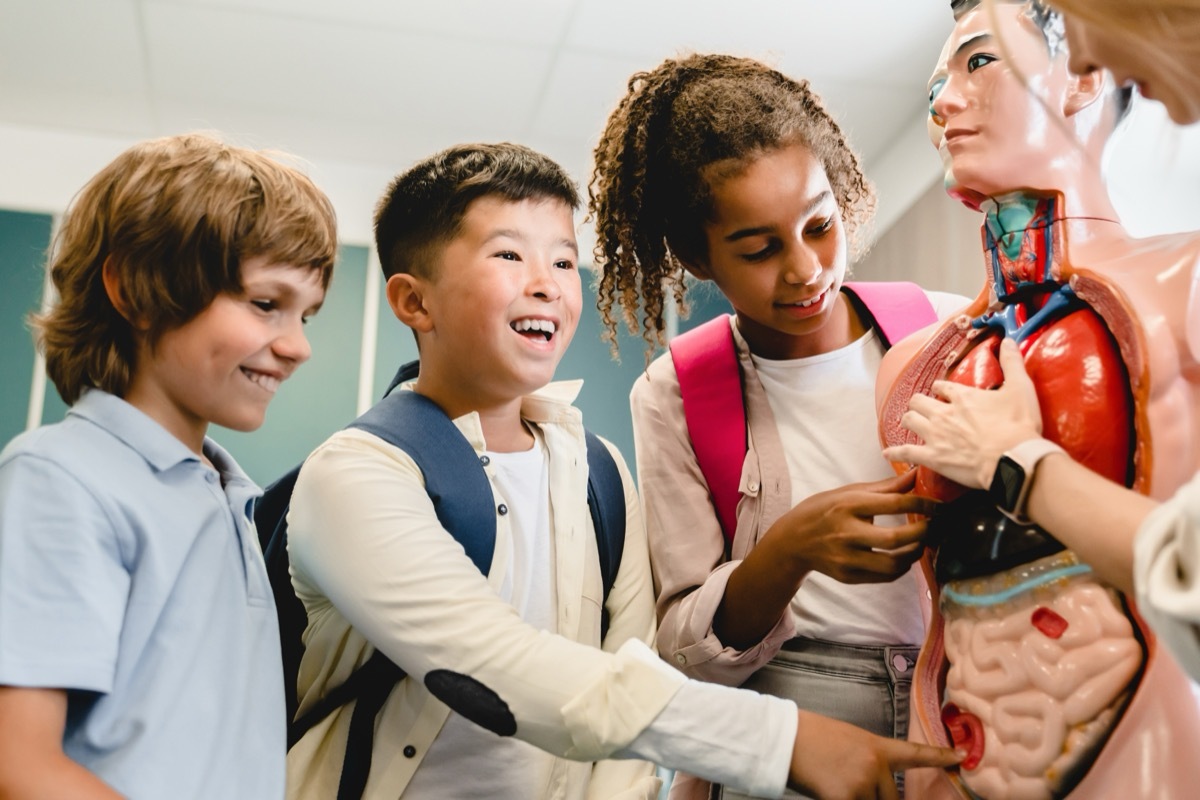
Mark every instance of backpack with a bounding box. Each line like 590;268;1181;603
668;281;937;545
254;360;626;800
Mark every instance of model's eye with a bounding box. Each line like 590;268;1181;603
251;299;276;313
967;53;997;73
495;251;520;261
928;77;946;105
554;259;576;271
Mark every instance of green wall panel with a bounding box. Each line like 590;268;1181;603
214;244;370;485
0;210;53;444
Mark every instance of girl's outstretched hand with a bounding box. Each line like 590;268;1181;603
775;469;934;584
788;709;962;800
883;337;1043;489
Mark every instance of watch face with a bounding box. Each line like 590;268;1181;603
990;455;1026;513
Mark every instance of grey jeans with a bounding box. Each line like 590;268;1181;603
714;637;919;800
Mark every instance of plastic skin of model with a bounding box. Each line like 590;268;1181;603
875;2;1200;799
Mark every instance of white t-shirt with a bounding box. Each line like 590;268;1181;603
404;438;559;798
402;434;798;799
747;289;966;645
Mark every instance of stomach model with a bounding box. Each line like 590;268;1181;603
919;279;1142;800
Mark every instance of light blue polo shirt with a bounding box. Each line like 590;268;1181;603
0;389;285;800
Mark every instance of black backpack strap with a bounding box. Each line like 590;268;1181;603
584;431;626;640
258;465;306;727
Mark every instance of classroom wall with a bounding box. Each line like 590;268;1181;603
0;208;735;485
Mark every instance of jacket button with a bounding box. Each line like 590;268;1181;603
674;653;687;665
479;455;490;466
497;503;508;515
747;481;759;493
403;745;417;758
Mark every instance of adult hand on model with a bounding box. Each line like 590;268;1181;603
883;338;1043;489
788;710;963;800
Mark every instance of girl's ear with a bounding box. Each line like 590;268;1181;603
386;273;434;333
1064;66;1106;117
101;256;148;329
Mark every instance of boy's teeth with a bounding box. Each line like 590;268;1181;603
242;368;280;393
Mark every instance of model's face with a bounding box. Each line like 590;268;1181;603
698;142;851;360
125;256;326;451
1060;12;1200;125
419;196;581;404
928;4;1076;208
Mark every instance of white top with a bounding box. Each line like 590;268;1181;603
747;289;966;645
750;329;925;643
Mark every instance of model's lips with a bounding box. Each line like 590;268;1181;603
510;317;557;341
944;127;976;143
241;367;282;394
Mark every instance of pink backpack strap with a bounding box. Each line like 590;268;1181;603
669;315;744;545
842;281;937;346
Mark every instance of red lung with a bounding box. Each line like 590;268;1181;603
916;300;1133;502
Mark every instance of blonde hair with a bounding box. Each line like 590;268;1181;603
34;133;338;405
1044;0;1200;108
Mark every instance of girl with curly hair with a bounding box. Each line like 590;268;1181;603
590;53;967;799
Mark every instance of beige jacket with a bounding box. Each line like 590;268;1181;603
285;381;679;800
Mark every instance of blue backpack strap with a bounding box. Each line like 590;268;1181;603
584;431;625;638
349;390;496;573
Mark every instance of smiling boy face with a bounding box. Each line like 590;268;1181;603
413;195;582;409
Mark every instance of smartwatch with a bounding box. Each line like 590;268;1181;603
988;438;1066;524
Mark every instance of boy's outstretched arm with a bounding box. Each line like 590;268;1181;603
0;686;123;799
788;710;962;800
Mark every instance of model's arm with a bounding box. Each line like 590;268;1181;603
0;687;123;799
882;337;1155;594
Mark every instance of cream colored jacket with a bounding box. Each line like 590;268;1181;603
285;381;679;800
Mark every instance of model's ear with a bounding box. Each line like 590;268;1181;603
1064;67;1105;117
386;273;434;334
101;256;148;329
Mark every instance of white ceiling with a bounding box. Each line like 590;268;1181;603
0;0;956;243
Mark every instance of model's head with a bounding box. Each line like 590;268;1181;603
1044;0;1200;124
34;133;337;405
374;142;580;281
589;53;874;352
929;0;1130;209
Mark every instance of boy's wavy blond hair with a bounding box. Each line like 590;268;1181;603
33;133;338;405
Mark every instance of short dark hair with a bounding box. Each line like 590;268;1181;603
33;133;337;405
374;143;579;280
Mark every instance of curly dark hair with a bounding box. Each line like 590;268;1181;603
588;53;876;356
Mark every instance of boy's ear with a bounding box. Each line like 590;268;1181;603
101;256;148;330
1064;67;1106;117
386;273;434;333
